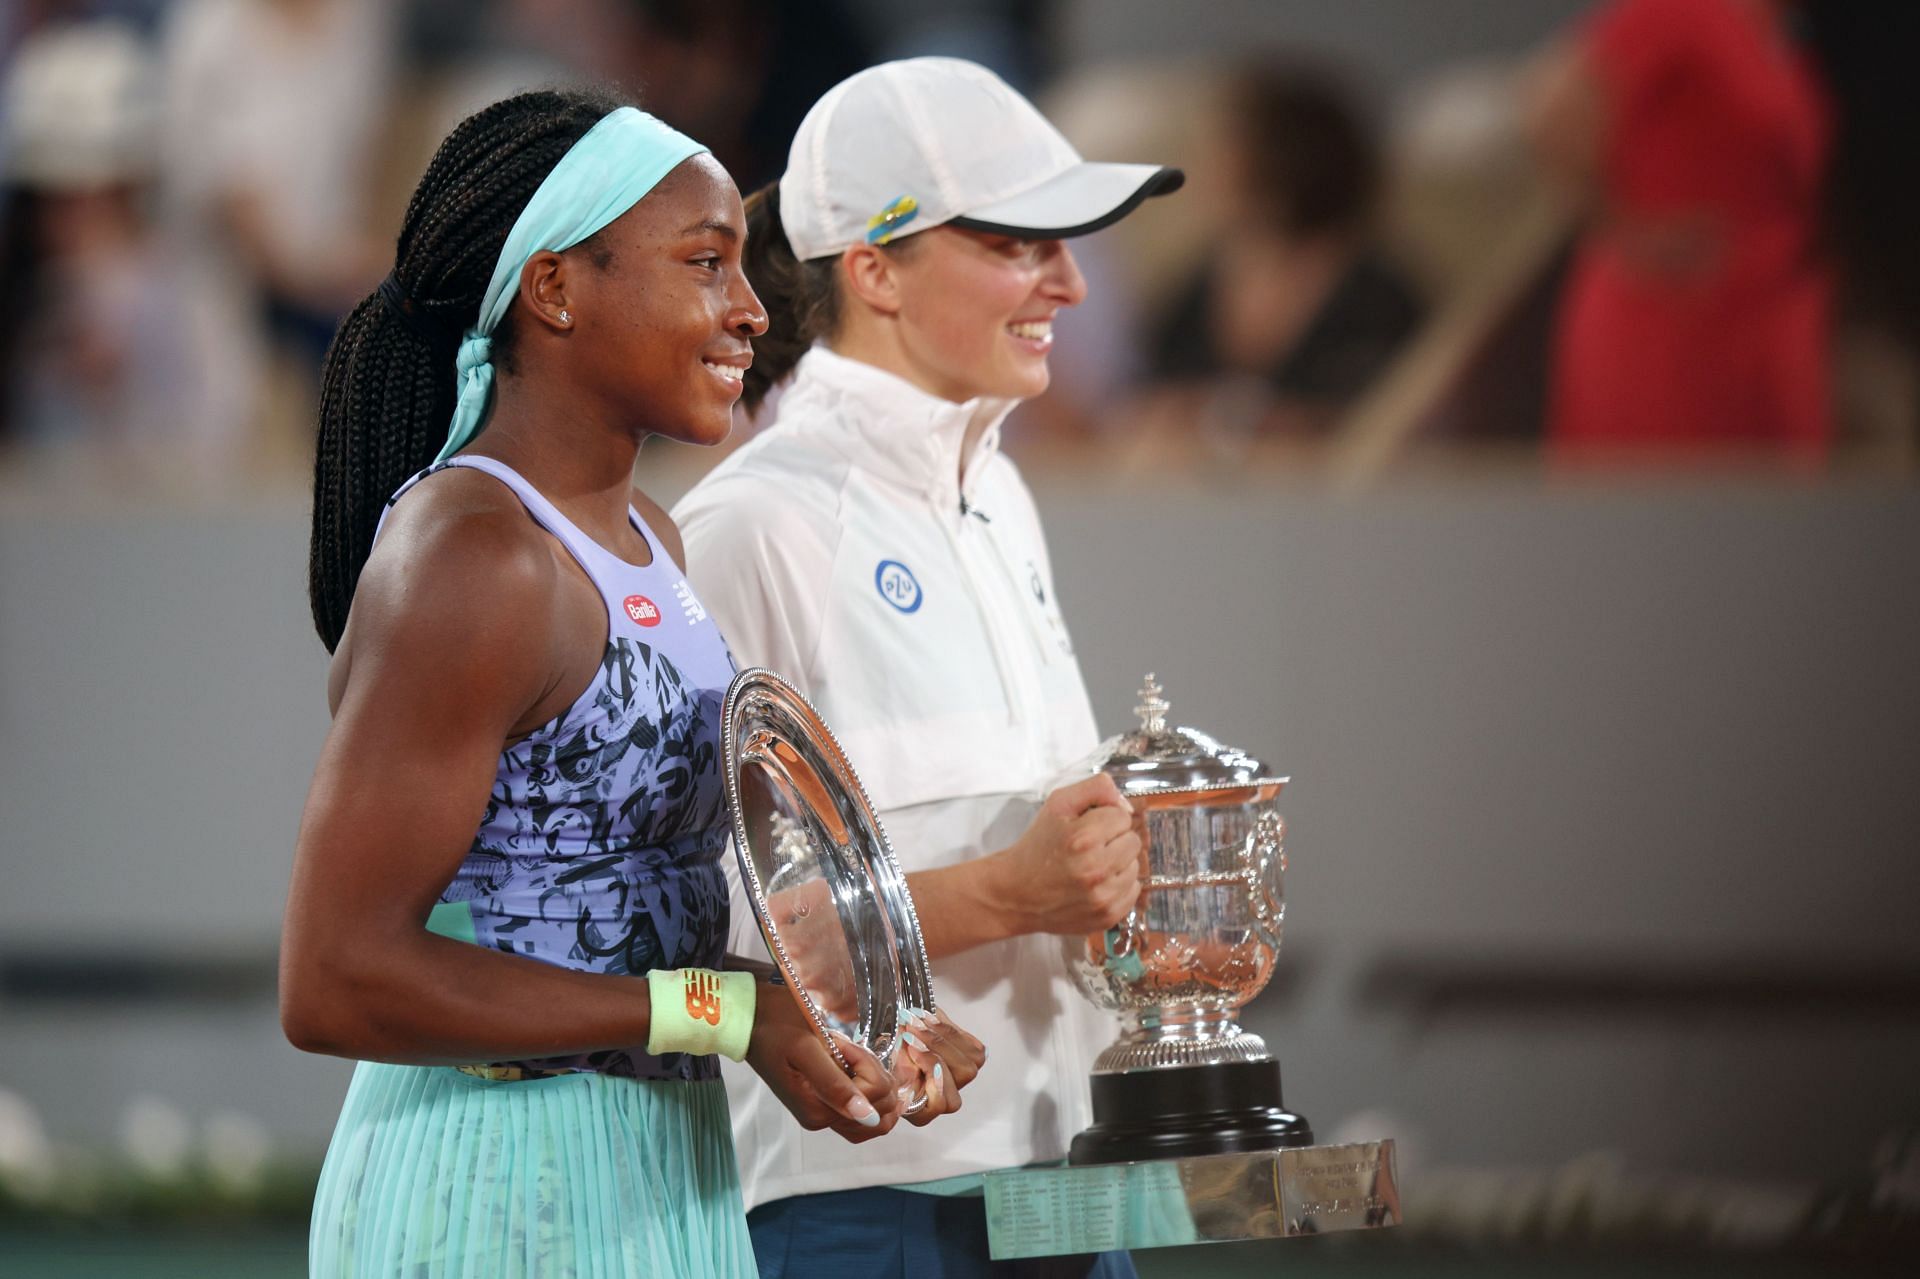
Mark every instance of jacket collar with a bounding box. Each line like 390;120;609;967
781;344;1014;506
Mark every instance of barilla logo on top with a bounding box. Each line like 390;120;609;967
875;560;922;613
622;594;662;627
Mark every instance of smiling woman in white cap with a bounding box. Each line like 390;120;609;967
672;56;1182;1278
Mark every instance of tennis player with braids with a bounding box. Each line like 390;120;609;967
280;87;982;1277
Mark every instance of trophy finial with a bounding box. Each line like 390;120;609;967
1135;673;1169;734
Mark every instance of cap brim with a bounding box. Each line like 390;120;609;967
948;163;1184;239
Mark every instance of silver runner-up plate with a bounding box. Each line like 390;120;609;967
721;668;935;1073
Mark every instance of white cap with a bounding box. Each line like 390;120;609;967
778;57;1183;262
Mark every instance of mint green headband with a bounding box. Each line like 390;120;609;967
437;106;709;463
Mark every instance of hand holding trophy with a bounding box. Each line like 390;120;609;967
983;674;1400;1258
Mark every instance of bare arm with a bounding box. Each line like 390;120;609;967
281;497;668;1064
281;487;907;1134
907;775;1143;960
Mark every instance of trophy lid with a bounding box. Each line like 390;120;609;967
1089;674;1286;795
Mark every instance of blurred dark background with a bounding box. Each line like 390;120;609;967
2;1;1916;1274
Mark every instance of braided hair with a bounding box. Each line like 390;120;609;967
308;86;628;652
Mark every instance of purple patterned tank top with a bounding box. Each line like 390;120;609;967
377;456;737;1081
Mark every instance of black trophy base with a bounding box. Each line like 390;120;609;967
1068;1059;1314;1165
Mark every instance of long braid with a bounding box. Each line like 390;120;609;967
308;87;627;651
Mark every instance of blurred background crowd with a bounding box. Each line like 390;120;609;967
4;0;1918;491
3;2;1918;1275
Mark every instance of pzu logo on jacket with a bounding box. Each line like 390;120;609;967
874;560;922;613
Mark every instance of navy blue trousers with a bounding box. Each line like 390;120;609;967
748;1186;1138;1279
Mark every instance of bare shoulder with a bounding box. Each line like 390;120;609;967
629;484;688;573
333;469;564;714
358;469;555;612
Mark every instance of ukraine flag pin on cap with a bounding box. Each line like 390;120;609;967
865;194;919;245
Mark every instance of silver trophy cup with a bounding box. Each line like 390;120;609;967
981;675;1397;1259
1062;675;1311;1163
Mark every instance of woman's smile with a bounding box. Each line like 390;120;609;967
703;354;751;396
1005;317;1055;356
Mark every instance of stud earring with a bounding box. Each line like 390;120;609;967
558;309;572;325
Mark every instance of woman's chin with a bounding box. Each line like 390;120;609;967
961;358;1050;403
656;413;735;449
1006;363;1051;401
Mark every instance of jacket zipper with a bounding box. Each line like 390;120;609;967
971;500;1058;673
939;495;1019;728
950;492;1051;756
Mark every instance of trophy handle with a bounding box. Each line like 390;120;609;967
1247;808;1286;935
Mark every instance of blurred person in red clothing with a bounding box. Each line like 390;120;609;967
1530;0;1832;464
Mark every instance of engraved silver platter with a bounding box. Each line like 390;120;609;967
721;667;934;1073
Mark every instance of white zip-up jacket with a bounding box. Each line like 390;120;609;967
672;344;1110;1207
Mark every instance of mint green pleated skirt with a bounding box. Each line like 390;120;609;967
310;1063;756;1278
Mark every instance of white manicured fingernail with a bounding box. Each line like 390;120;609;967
900;1031;926;1051
847;1095;880;1127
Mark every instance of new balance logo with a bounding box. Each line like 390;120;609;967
684;971;723;1026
